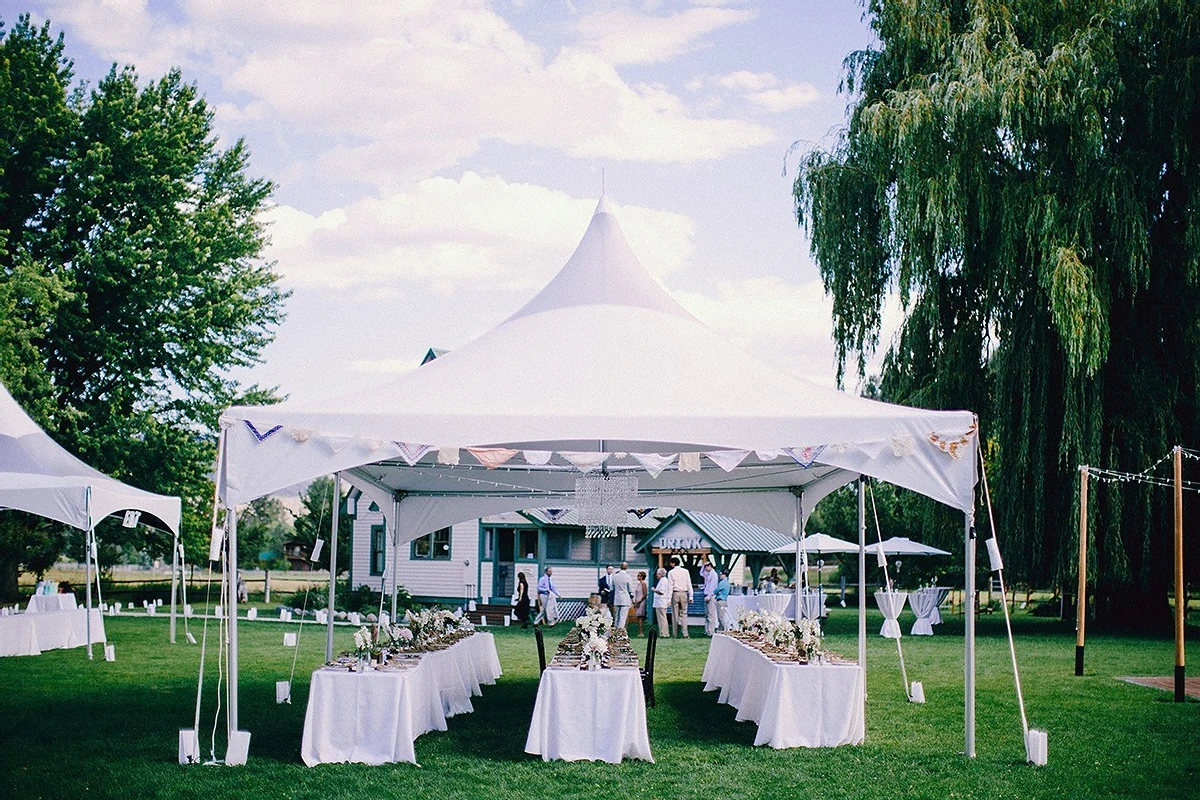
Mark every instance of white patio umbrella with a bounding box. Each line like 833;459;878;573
865;537;951;556
769;532;860;555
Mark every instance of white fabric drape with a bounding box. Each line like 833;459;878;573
524;667;653;763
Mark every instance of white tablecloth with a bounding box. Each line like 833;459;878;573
0;608;106;657
874;590;908;639
26;594;78;613
909;587;950;635
301;632;501;766
725;593;797;622
525;666;653;763
798;589;827;620
701;634;864;748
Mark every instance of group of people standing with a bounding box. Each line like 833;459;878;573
650;557;730;638
597;562;651;634
511;557;731;636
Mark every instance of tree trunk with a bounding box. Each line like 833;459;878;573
0;556;19;602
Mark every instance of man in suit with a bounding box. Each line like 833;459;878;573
667;556;693;638
598;564;615;612
611;562;635;628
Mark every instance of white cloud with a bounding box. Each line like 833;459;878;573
46;0;777;187
694;70;822;113
572;6;756;65
262;172;695;291
673;276;902;387
748;84;821;112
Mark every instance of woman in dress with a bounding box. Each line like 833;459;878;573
514;572;531;628
631;570;648;637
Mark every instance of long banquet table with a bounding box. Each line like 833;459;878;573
701;633;864;749
0;608;106;657
301;631;502;766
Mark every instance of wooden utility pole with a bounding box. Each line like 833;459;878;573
1174;447;1185;702
1076;465;1089;676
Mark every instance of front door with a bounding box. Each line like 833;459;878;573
494;528;516;599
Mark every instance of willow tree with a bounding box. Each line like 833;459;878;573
794;0;1199;627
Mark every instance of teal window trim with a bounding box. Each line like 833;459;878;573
369;524;386;576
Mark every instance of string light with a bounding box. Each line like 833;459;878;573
1081;446;1200;493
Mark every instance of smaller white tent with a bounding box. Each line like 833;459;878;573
0;383;180;533
0;381;182;657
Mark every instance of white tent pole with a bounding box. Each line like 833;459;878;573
84;487;93;660
857;477;866;678
226;505;240;742
170;529;180;644
793;490;802;624
390;495;400;620
965;510;976;758
325;473;340;662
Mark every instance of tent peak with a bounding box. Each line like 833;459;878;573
504;196;697;324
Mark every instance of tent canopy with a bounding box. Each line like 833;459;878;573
0;383;181;534
218;197;978;540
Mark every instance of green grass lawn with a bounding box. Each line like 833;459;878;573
0;609;1196;800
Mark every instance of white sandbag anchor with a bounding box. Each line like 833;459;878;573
1025;729;1048;766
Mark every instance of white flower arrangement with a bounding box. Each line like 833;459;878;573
352;625;375;658
582;633;608;657
797;618;824;660
574;605;613;638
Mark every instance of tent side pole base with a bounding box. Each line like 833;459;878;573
226;506;241;755
965;512;976;758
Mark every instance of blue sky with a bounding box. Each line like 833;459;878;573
13;1;895;401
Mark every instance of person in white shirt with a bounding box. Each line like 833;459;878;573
700;562;719;635
651;567;671;634
611;562;635;628
666;556;693;638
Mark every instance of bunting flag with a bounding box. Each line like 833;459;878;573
929;421;978;460
561;451;609;473
317;434;353;454
245;421;283;442
705;449;750;472
678;452;702;472
890;435;915;458
785;445;827;469
630;452;675;478
755;449;783;461
466;447;519;469
395;442;434;466
631;508;657;519
288;428;312;442
523;450;553;466
541;508;569;522
437;446;460;465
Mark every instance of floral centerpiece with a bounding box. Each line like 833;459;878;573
797;618;823;661
734;609;825;662
582;632;608;670
574;605;613;638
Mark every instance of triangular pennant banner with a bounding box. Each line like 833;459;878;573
318;434;353;454
704;449;750;472
394;442;434;466
630;453;676;478
631;508;657;519
437;446;460;465
755;449;782;461
244;421;283;442
466;447;519;469
523;450;553;466
542;508;569;522
561;452;609;473
785;445;827;469
678;452;702;472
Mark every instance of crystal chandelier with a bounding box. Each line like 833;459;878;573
574;473;638;528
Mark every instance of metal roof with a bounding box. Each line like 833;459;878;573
645;510;794;553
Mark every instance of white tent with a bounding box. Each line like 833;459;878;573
769;532;860;555
213;197;982;757
0;381;182;654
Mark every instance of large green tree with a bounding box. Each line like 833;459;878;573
291;477;353;577
794;0;1199;627
0;15;288;598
